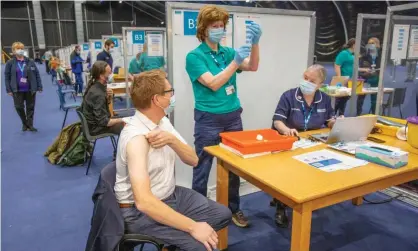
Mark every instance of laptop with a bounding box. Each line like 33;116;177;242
310;116;378;145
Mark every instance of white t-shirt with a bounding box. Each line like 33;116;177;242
115;111;186;204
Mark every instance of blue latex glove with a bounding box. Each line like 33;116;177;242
248;22;262;44
234;45;251;65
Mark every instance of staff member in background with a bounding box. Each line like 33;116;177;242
96;39;115;70
71;45;85;96
4;42;42;132
357;37;381;115
334;38;355;116
185;5;262;228
128;52;142;74
138;44;165;71
44;50;52;74
271;64;337;227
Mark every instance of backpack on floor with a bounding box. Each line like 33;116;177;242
44;122;91;166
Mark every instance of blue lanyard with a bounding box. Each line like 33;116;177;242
17;61;26;74
301;103;314;131
210;52;226;70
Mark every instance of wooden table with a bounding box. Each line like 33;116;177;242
325;88;395;115
205;129;418;251
107;82;131;116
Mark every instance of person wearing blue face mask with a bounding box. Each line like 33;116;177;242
185;5;262;228
357;37;381;115
70;45;85;96
271;64;338;227
96;39;115;70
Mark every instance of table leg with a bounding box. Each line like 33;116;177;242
216;159;229;251
291;203;312;251
388;92;394;117
352;197;363;206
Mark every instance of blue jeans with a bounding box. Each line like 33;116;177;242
192;108;243;214
74;73;83;94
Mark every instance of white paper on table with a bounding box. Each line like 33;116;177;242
293;149;368;172
292;138;322;149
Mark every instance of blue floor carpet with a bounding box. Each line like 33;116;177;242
1;63;418;251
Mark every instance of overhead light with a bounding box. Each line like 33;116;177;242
119;0;122;3
246;0;251;2
161;21;164;25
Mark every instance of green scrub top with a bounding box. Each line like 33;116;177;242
185;42;241;114
138;52;165;71
128;57;141;74
335;49;354;78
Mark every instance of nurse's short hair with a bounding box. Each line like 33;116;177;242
12;42;24;51
131;70;166;109
196;5;229;42
306;64;327;83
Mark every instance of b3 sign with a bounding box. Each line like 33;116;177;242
184;11;198;36
132;30;145;44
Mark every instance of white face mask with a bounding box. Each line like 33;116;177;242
108;48;115;54
299;79;317;95
15;49;25;56
156;95;176;115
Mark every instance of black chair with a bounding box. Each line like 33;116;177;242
382;87;407;118
100;162;165;251
76;108;117;175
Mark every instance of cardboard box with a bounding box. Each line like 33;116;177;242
355;145;408;169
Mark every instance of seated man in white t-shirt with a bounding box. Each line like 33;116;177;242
115;69;232;251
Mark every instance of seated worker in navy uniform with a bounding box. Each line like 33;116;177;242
271;64;337;227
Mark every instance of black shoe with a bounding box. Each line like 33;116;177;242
22;125;28;131
275;203;289;228
28;126;38;132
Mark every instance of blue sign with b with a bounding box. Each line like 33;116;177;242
83;43;89;51
94;41;102;49
183;11;198;36
110;37;119;47
132;30;145;44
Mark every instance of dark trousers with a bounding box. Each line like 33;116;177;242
357;94;377;115
122;186;231;251
192;108;243;214
45;60;50;74
13;92;36;127
335;97;350;116
74;73;83;94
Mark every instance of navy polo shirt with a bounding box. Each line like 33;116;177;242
96;50;113;69
272;88;335;131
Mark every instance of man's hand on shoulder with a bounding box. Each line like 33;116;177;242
145;129;175;149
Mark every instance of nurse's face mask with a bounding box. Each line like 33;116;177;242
207;21;226;44
366;43;378;60
300;71;320;95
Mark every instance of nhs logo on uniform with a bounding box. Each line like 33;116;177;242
184;11;198;36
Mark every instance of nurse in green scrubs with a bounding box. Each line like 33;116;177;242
185;5;262;228
334;38;355;116
138;44;165;71
128;52;142;74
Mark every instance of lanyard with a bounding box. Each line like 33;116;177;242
17;61;26;74
210;52;226;70
301;103;314;131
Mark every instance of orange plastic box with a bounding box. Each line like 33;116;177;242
220;129;297;155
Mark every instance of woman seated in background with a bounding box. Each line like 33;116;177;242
138;44;165;72
357;37;381;115
82;61;124;133
128;52;142;74
271;64;337;227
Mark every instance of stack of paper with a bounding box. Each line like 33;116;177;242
219;143;271;159
292;138;321;149
293;149;368;172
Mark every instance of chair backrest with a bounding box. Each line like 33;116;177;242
101;161;117;188
393;88;407;107
56;89;65;107
76;108;94;141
